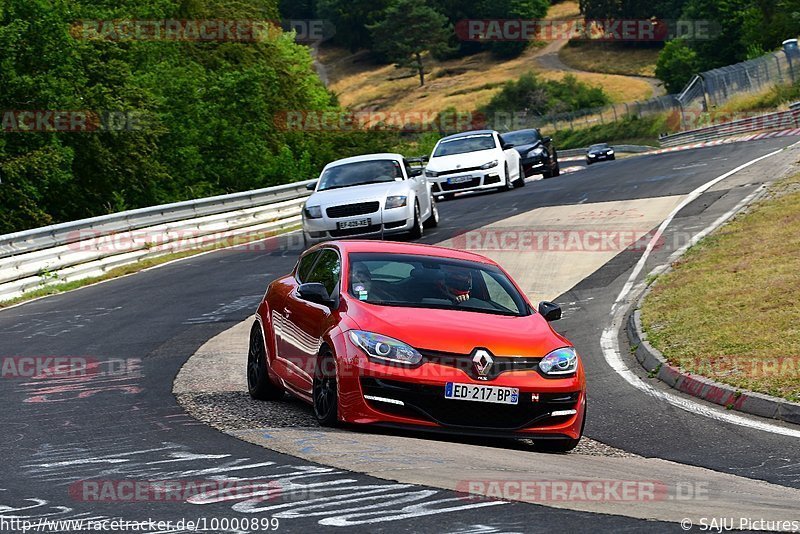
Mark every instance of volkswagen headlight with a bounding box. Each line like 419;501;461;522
539;347;577;376
479;160;498;170
349;330;422;366
425;169;440;177
304;205;322;219
385;196;407;209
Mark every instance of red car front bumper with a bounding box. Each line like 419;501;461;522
331;333;586;439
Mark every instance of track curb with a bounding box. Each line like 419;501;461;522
626;251;800;426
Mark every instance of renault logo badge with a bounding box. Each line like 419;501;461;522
472;349;493;380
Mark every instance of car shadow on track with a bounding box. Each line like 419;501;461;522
178;390;625;457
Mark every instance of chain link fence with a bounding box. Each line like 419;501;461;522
491;44;800;135
678;47;800;110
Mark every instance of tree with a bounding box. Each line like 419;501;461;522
316;0;390;52
0;0;390;234
368;0;453;86
655;39;701;93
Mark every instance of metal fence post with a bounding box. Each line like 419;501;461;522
699;75;710;111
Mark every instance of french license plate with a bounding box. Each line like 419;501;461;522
337;218;370;230
447;175;473;184
445;382;519;405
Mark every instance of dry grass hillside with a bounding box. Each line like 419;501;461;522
317;1;658;113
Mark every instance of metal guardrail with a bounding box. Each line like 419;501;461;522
658;109;800;147
0;179;315;302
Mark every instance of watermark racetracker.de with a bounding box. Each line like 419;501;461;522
1;110;143;132
455;479;711;502
70;19;334;43
455;19;717;42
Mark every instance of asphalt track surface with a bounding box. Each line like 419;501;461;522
1;137;798;533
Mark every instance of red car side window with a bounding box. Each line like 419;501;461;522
296;251;320;283
306;249;341;297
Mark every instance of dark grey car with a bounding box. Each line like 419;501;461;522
586;143;615;165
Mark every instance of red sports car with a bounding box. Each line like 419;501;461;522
247;240;586;451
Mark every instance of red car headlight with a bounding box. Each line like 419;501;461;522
539;347;578;376
349;330;423;366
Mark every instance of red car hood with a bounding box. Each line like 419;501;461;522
345;301;569;358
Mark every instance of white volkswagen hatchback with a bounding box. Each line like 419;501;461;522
301;153;438;245
424;130;523;199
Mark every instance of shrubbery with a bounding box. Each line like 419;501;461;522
480;72;610;119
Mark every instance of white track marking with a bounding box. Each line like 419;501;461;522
602;146;800;438
612;147;784;314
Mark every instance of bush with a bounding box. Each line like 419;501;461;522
480;72;610;119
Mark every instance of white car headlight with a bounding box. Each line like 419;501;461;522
349;330;422;366
539;347;577;376
304;205;322;219
479;160;498;170
385;196;408;209
425;169;440;177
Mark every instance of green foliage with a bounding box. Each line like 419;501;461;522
581;0;800;93
480;72;610;118
289;0;548;61
368;0;453;86
655;39;701;93
652;0;791;92
579;0;689;19
0;0;393;234
552;114;666;149
316;0;390;52
478;0;550;59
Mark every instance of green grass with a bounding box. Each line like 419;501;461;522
640;174;800;402
552;114;666;149
0;227;300;309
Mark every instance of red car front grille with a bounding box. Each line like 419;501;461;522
361;378;579;431
419;349;541;381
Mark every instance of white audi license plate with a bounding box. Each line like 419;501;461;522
447;175;473;184
445;382;519;405
337;218;370;230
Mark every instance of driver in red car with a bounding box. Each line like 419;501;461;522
437;266;472;303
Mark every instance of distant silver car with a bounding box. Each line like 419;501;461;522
302;153;438;245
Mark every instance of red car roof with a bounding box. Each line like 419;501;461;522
322;240;498;265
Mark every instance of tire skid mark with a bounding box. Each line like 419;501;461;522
21;441;505;528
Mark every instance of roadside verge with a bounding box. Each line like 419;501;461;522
628;307;800;425
626;173;800;425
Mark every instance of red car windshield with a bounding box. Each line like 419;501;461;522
348;253;529;316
